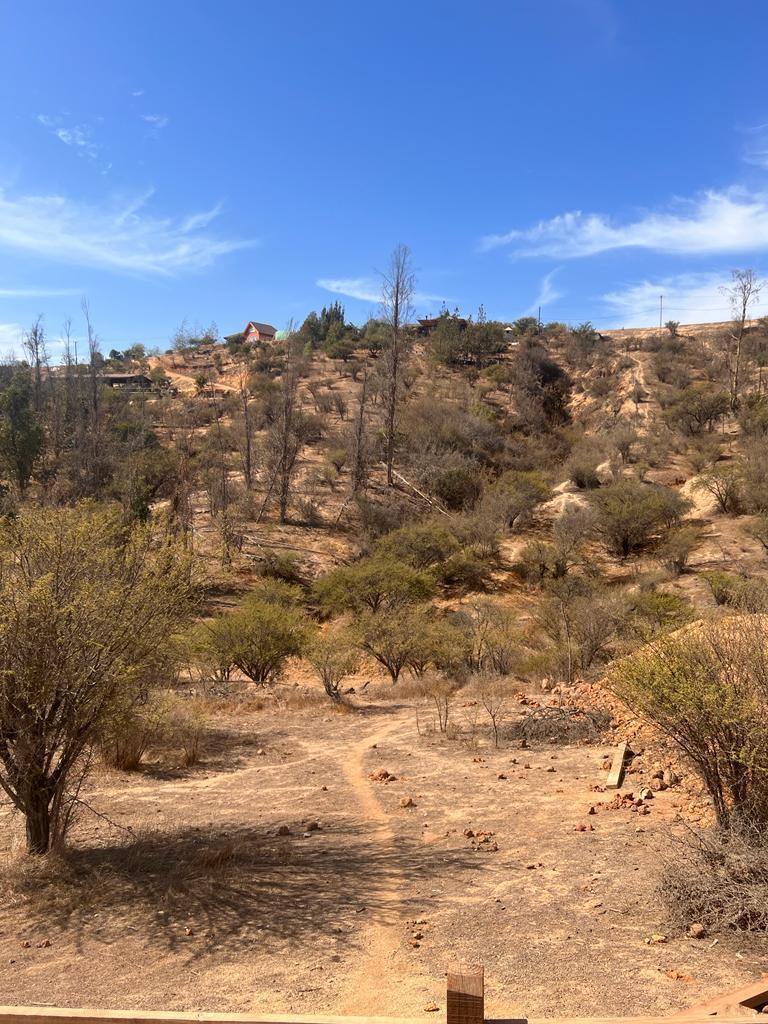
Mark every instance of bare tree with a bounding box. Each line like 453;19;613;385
722;269;763;410
477;674;510;748
21;316;47;414
380;244;415;486
263;335;310;524
238;372;256;490
351;365;370;493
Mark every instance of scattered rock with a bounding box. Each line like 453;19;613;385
646;933;668;944
276;824;291;836
424;1004;439;1013
400;796;416;808
546;766;556;773
688;922;707;939
664;969;694;983
497;773;507;780
306;820;320;831
369;768;395;782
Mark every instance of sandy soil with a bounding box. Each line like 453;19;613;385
0;697;765;1019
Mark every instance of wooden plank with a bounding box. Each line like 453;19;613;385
606;741;631;790
447;963;484;1024
0;1013;758;1024
671;977;768;1017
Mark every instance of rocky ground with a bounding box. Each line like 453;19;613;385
0;692;765;1018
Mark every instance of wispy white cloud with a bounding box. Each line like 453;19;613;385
525;268;563;315
741;123;768;169
141;114;170;129
0;323;23;352
0;287;81;297
317;275;446;305
317;277;380;302
479;187;768;258
0;188;251;275
37;115;99;159
131;90;145;97
601;271;763;327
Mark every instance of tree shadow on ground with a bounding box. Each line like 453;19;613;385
3;822;479;962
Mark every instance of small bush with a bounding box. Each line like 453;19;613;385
657;525;699;575
100;691;174;771
661;825;768;933
306;629;360;702
259;550;305;586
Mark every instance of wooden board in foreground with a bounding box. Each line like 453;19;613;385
0;1012;761;1024
447;964;484;1024
670;977;768;1017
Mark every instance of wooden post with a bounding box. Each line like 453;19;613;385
606;741;631;790
447;963;484;1024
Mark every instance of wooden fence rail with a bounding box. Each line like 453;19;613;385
0;967;765;1024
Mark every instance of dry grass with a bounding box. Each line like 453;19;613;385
661;824;768;933
505;703;612;744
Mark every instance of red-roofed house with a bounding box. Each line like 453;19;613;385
243;320;277;344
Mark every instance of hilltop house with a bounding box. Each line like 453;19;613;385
243;321;277;344
100;371;153;390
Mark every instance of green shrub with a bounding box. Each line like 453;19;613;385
589;478;690;557
427;461;484;511
313;553;435;615
306;629;360;702
374;521;460;568
480;470;551;531
435;547;495;592
610;615;768;830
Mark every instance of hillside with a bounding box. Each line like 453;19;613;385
2;307;768;1016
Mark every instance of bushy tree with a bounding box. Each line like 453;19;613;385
0;368;43;492
374;520;460;568
589;478;690;557
694;464;745;515
353;606;429;683
481;470;551;530
313;553;435;615
205;586;310;684
0;504;196;853
610;615;768;830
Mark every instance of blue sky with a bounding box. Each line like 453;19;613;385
1;0;768;356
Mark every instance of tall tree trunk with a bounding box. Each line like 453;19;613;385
24;787;52;854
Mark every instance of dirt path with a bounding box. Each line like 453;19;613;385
619;350;651;426
334;713;426;1014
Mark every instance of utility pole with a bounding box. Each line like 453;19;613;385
537;305;542;334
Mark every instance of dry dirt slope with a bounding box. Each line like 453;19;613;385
0;697;764;1018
